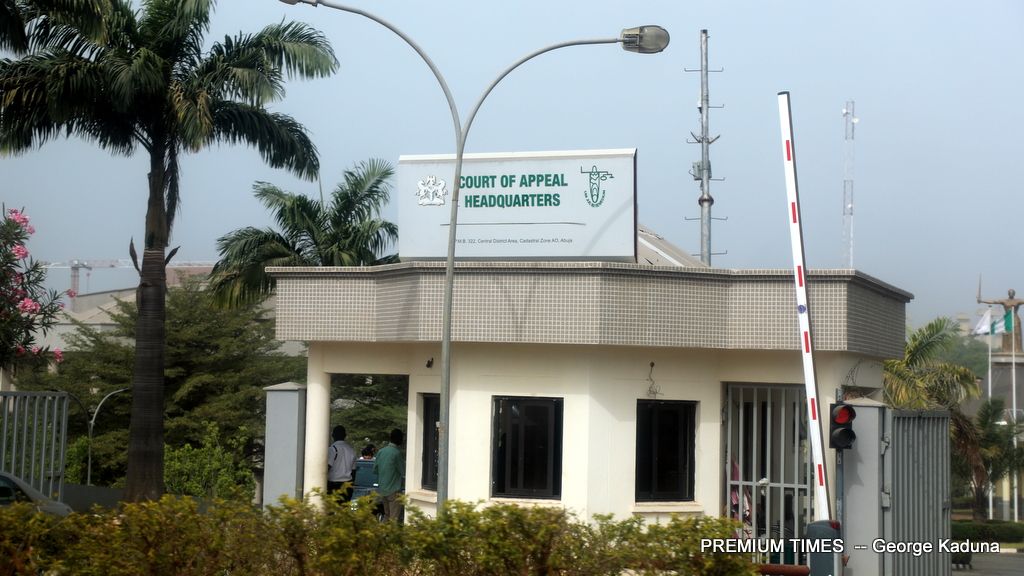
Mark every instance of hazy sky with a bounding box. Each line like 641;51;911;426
3;0;1022;326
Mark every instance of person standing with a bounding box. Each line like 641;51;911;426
374;428;405;522
327;425;356;502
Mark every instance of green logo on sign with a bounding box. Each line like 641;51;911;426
581;166;613;207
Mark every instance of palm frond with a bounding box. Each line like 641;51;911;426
199;29;285;106
209;101;318;179
0;0;30;53
209;225;313;307
3;0;111;54
249;19;338;80
0;52;136;154
138;0;210;63
331;158;394;225
165;143;180;231
903;317;959;369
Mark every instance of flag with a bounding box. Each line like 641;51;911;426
992;313;1007;335
1006;310;1015;331
973;309;993;335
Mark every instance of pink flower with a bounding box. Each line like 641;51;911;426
7;209;28;225
15;345;25;356
66;289;77;298
12;245;28;259
6;209;32;232
30;346;40;356
53;349;64;363
17;298;41;315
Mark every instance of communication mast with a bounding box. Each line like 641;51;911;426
842;100;858;268
685;29;724;266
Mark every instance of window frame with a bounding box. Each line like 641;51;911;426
490;396;563;499
635;399;697;502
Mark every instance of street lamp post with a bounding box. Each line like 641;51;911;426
87;388;129;486
280;0;668;507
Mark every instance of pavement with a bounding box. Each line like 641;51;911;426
961;552;1024;575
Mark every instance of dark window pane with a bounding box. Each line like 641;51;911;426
422;394;440;490
491;397;562;498
636;400;696;501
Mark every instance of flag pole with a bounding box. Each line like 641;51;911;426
1013;311;1018;523
988;307;993;520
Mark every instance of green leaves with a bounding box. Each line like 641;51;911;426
210;160;399;308
883;317;980;410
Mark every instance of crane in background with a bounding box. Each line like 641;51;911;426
41;259;132;296
41;259;216;297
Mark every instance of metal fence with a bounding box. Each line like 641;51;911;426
725;384;814;566
0;391;69;499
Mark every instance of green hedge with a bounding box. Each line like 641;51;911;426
0;496;758;576
951;520;1024;543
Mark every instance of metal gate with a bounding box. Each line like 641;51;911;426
0;391;69;499
886;410;951;576
725;384;814;564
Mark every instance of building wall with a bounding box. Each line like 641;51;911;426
272;263;911;357
311;340;877;521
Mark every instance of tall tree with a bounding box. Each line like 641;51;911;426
0;0;337;499
883;317;983;501
210;158;398;307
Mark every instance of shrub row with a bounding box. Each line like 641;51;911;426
0;496;757;576
951;520;1024;543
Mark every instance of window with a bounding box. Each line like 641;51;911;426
636;400;696;501
491;396;563;499
422;394;440;490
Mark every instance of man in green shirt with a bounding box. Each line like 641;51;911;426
374;428;405;522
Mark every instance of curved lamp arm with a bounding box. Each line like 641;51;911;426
281;0;668;509
282;0;462;152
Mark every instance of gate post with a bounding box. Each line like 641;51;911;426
262;382;306;507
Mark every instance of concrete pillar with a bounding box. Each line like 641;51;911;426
303;343;330;502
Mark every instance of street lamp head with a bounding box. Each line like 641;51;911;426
278;0;307;5
620;25;670;54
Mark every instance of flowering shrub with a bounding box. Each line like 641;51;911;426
0;207;67;370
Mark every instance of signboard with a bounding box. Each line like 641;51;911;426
397;149;637;261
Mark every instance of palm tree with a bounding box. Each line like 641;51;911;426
883;317;983;508
969;399;1024;520
210;158;398;308
0;0;337;500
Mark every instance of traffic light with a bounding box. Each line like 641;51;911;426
829;403;856;449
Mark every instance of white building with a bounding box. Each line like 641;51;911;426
271;255;909;531
270;150;911;539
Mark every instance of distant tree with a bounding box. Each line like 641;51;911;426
0;0;336;500
330;373;408;450
210;159;399;308
164;423;254;499
964;398;1024;520
16;278;306;485
936;327;990;380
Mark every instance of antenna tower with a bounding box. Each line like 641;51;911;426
685;30;725;265
842;100;858;268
